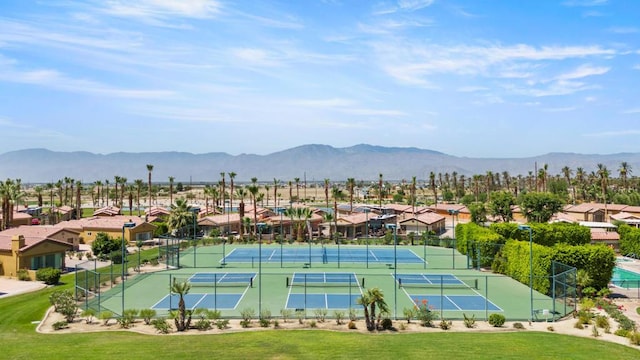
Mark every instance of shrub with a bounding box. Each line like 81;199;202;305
488;313;505;327
194;318;212;330
81;308;97;324
577;310;593;325
348;308;358;321
348;320;357;329
574;321;584;330
117;309;138;328
36;268;61;285
17;269;31;281
629;331;640;346
313;308;327;322
215;319;229;330
309;320;317;328
415;300;438;327
403;307;415;323
463;313;476;328
280;309;292;323
614;329;629;337
591;326;600;337
49;290;77;322
547;326;555;332
513;322;525;330
439;319;452;330
334;310;345;325
151;318;171;334
594;315;609;329
139;309;156;325
380;318;393;330
99;311;113;326
52;321;68;330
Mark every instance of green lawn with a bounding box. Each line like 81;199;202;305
0;272;638;359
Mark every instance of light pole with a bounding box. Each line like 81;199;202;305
191;207;200;267
257;222;266;316
386;223;398;320
278;208;284;268
121;221;135;316
518;224;534;322
364;208;370;269
448;209;459;268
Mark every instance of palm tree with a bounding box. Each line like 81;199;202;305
575;167;586;201
284;206;313;242
324;179;330;209
170;278;192;332
167;198;194;238
322;212;334;241
356;287;389;331
561;166;574;203
619;162;632;193
273;178;280;208
134;179;143;216
410;176;417;214
294;177;300;201
45;182;54;224
429;172;437;205
263;184;270;208
34;185;44;207
332;186;344;243
75;180;82;219
236;186;246;219
346;178;356;213
168;176;175;206
597;163;610;217
113;175;121;207
378;174;383;207
247;183;260;238
229;172;237;214
146;164;154;209
118;177;127;209
220;172;226;214
576;269;591;299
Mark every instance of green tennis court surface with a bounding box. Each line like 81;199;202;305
85;244;574;321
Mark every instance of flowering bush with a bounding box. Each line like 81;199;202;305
414;299;438;327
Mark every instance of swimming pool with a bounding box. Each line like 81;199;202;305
611;267;640;289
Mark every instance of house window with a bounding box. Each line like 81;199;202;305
30;253;63;270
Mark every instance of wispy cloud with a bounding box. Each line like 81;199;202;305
555;64;609;80
562;0;609;7
541;106;577;112
583;129;640;137
0;66;174;99
100;0;222;20
290;98;406;116
607;26;638;34
622;108;640;114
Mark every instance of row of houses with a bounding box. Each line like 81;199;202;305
2;200;639;279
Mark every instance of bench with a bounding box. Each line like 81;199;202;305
386;263;394;269
303;263;311;268
217;262;227;269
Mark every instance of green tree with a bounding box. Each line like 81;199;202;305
356;287;389;331
519;192;564;223
170;278;192;332
468;202;487;224
91;232;120;258
167;198;194;237
488;191;515;222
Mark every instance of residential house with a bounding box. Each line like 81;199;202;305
399;212;446;235
0;230;74;279
56;216;156;245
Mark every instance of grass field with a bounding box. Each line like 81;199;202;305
1;251;638;359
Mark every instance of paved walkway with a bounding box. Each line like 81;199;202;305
0;277;47;298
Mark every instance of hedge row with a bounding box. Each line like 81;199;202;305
455;223;505;268
618;224;640;256
494;240;615;294
489;222;591;247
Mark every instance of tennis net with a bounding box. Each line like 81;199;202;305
177;273;255;288
286;273;364;288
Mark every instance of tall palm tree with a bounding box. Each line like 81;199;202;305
229;172;237;214
45;182;54;224
236;186;246;219
34;185;44;207
113;175;121;207
134;179;144;216
167;198;193;238
597;164;610;213
273;178;280;208
561;166;574;204
294;177;300;201
410;176;417;214
576;167;586;201
220;172;226;214
378;173;383;208
346;178;356;213
168;176;175;207
264;184;270;208
146;164;154;209
56;180;64;207
247;182;260;238
170;278;192;332
356;287;389;331
429;172;437;205
324;179;330;209
119;177;127;209
104;179;110;207
619;162;632;193
332;186;344;243
75;180;82;219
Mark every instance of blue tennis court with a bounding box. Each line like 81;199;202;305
286;294;361;309
188;272;256;286
394;273;465;287
409;295;501;311
223;247;424;264
290;272;360;285
152;293;244;310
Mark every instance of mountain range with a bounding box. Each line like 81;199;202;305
1;144;638;184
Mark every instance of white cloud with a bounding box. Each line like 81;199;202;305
397;0;435;11
290;98;406;117
0;66;174;99
583;129;640;137
541;107;576;112
562;0;609;7
622;109;640;114
556;64;609;80
457;86;489;92
101;0;221;19
607;26;638;34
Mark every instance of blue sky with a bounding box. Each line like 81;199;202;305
0;0;638;158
